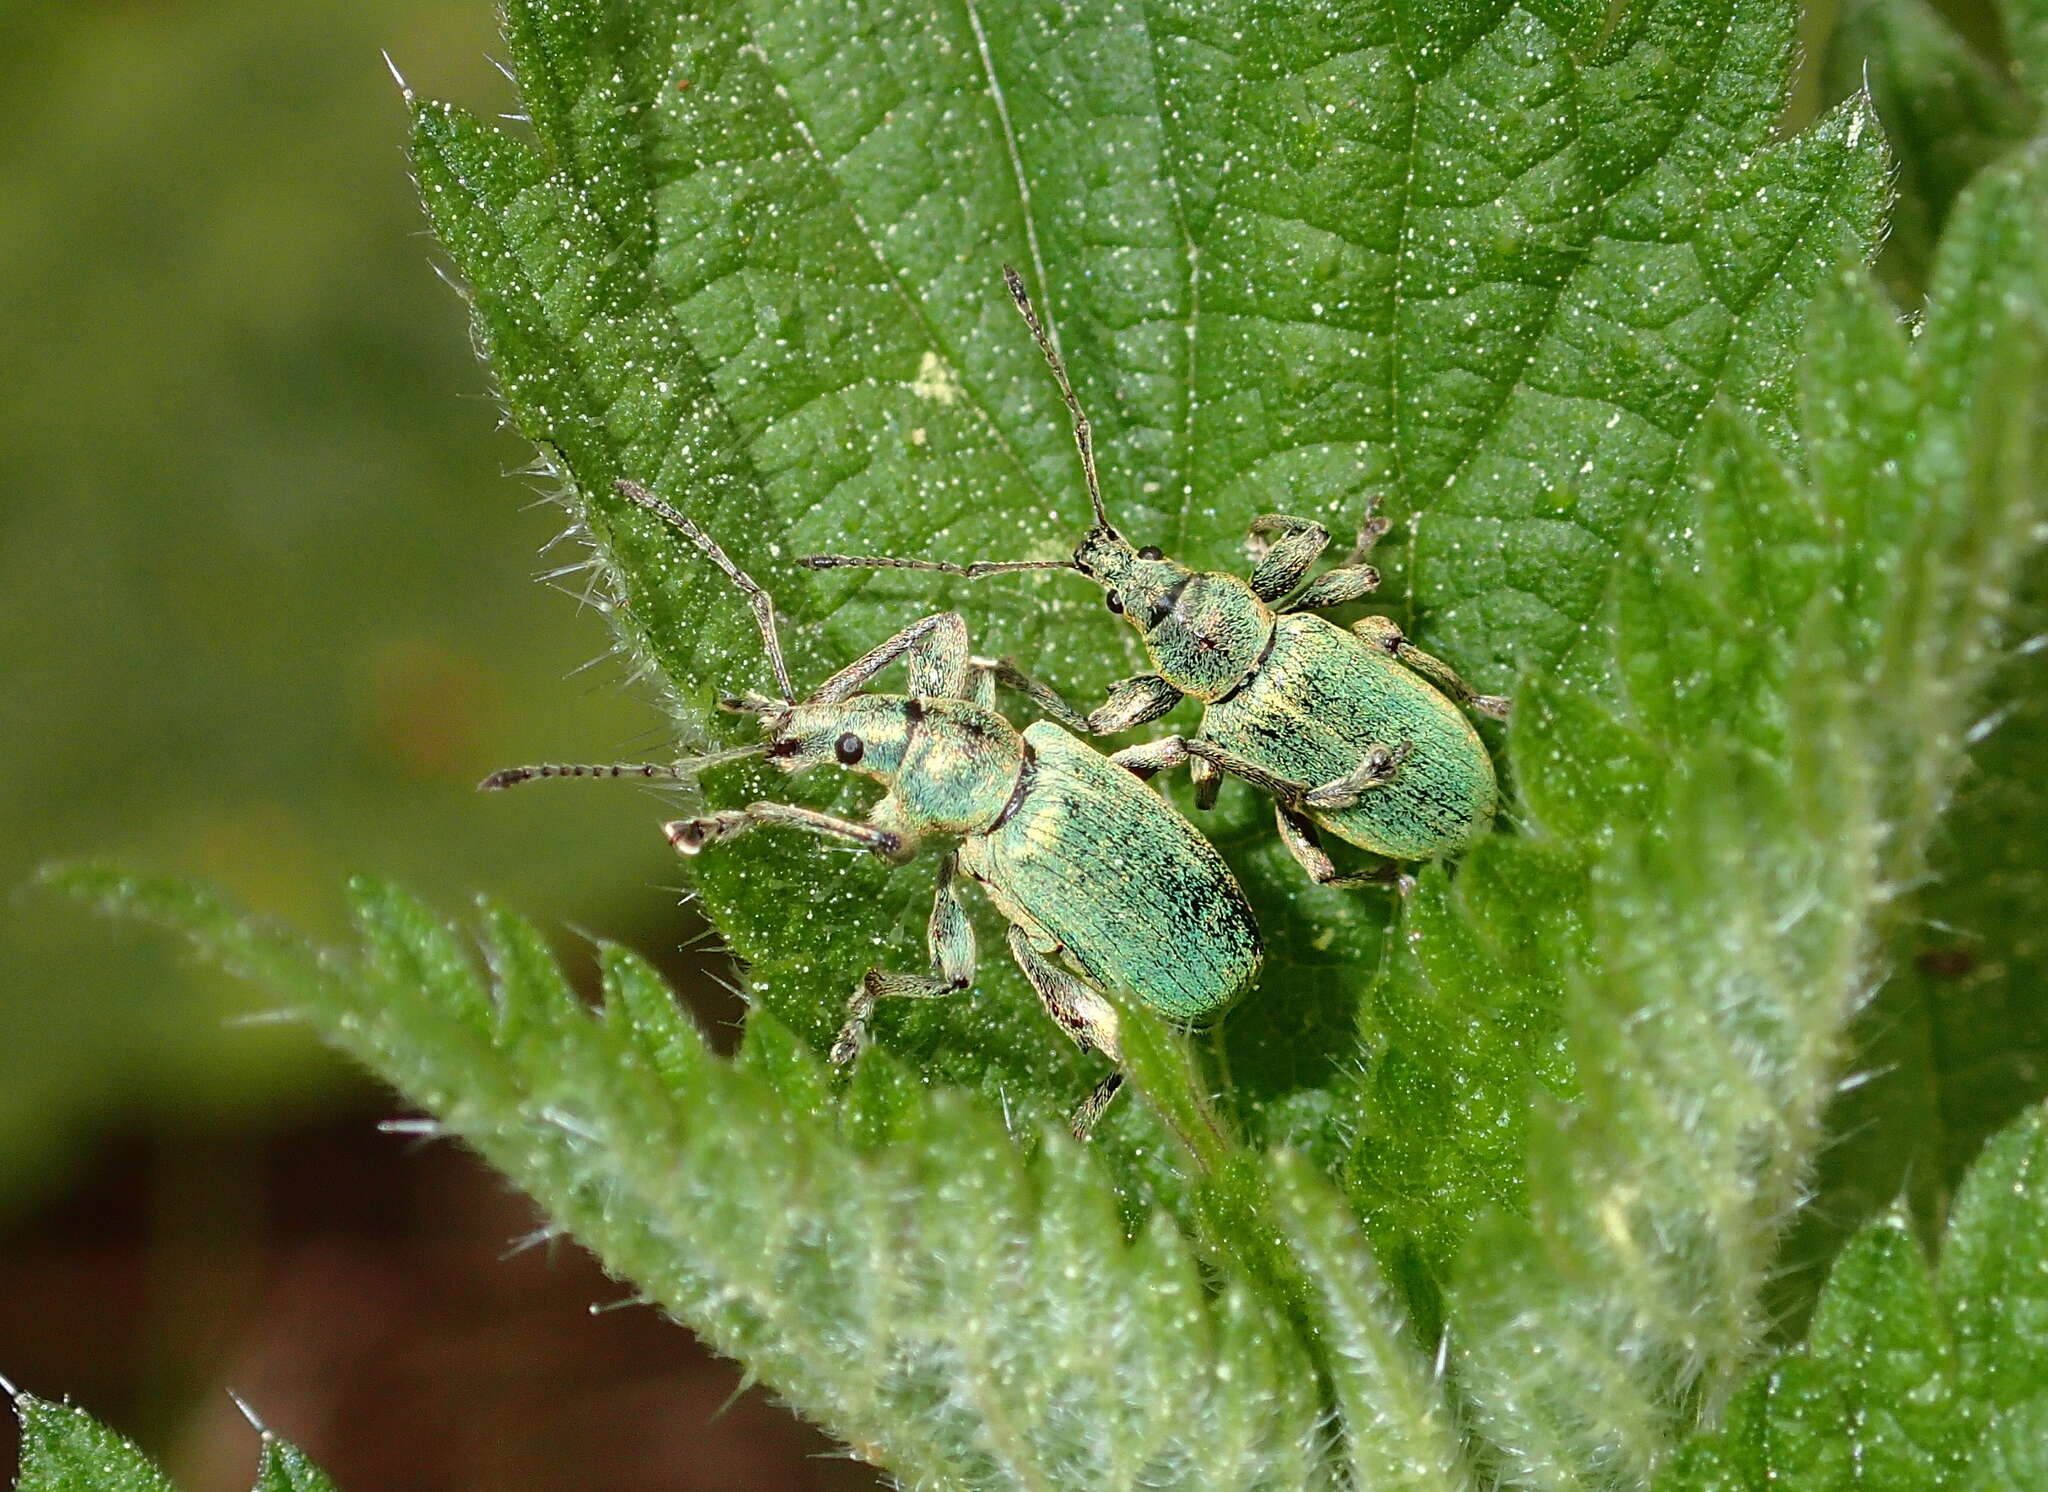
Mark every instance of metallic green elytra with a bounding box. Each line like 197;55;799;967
483;480;1261;1137
805;269;1508;889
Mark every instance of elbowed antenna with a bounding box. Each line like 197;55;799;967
1002;264;1111;532
613;479;797;704
479;743;766;793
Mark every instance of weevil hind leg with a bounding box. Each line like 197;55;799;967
812;611;974;704
831;853;976;1066
1274;803;1416;893
1352;615;1511;721
1302;741;1412;811
1003;925;1126;1138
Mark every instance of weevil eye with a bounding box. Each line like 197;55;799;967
1105;592;1124;614
835;732;865;765
1138;545;1163;561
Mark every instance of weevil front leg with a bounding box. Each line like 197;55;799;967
1273;803;1416;894
812;611;974;703
663;801;912;862
1352;615;1511;720
1301;741;1412;811
1004;925;1126;1139
1245;515;1335;601
831;853;976;1065
1281;499;1395;612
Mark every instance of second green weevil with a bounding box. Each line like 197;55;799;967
805;269;1509;890
484;480;1262;1136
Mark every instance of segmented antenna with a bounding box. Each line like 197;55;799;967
1003;264;1111;531
799;553;1074;577
614;480;796;703
479;743;765;792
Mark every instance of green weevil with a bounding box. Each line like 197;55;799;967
805;269;1509;889
484;480;1262;1136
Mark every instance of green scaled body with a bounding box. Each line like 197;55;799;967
1203;614;1496;862
488;481;1262;1137
803;270;1512;888
964;722;1260;1023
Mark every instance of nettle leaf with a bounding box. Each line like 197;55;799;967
51;867;1335;1490
48;3;2048;1488
1369;144;2047;1486
1772;134;2048;1312
8;1389;338;1492
1656;1104;2048;1491
406;0;1887;1148
1823;0;2035;294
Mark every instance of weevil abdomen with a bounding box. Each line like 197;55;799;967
961;722;1261;1024
1202;614;1497;861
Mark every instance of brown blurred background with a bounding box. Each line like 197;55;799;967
0;0;878;1483
0;0;1992;1484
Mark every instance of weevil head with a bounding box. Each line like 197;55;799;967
1072;525;1195;640
1068;526;1274;701
757;695;916;784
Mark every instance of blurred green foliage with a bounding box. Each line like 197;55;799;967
0;0;706;1213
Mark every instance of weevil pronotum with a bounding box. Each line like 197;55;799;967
484;480;1263;1137
805;269;1509;889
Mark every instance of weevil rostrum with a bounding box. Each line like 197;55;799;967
484;480;1262;1137
806;269;1510;889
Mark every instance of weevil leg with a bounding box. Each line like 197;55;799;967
1352;615;1511;720
972;656;1094;732
662;802;911;862
813;611;973;703
1190;750;1222;811
1273;803;1416;893
1284;561;1383;613
1106;734;1191;781
1302;741;1412;811
1004;925;1125;1138
976;661;1181;737
1245;515;1333;601
1178;737;1321;805
1069;1072;1126;1138
831;853;976;1065
1088;674;1183;734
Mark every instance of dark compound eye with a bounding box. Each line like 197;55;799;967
835;732;865;765
1137;545;1163;561
1105;592;1124;614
